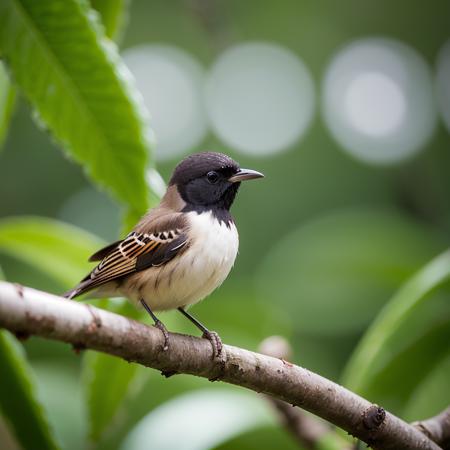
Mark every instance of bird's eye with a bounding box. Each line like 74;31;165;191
206;171;219;184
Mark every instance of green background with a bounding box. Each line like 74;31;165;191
0;1;449;449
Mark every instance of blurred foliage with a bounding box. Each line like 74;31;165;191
0;0;449;449
120;389;274;450
0;268;59;450
0;0;151;215
0;63;16;150
402;354;450;421
343;250;450;413
257;208;446;336
0;216;105;289
0;218;147;443
91;0;131;42
83;327;142;442
0;331;60;450
31;361;86;450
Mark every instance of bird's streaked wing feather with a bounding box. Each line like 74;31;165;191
88;240;122;261
65;225;188;298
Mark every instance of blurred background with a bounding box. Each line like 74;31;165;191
0;1;449;449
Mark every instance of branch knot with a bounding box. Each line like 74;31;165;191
363;404;386;430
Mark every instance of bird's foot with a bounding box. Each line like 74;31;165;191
202;330;223;358
154;320;170;351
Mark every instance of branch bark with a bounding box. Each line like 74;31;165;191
413;407;450;449
259;336;350;450
0;282;443;450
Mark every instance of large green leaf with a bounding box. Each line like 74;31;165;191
402;353;450;422
82;297;145;443
0;331;61;450
0;0;152;214
352;319;450;413
0;61;16;149
0;216;105;288
91;0;130;41
0;215;146;442
31;361;87;450
83;345;142;442
342;250;450;408
120;389;273;450
256;208;446;335
0;266;59;449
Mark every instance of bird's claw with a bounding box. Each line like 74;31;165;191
202;330;223;358
154;320;170;351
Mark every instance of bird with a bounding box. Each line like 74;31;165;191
64;152;264;356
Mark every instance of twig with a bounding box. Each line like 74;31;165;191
413;407;450;449
0;282;443;450
259;336;350;450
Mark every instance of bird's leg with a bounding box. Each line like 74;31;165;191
177;307;222;357
140;299;169;351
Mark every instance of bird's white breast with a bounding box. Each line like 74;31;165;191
186;210;239;292
122;210;239;311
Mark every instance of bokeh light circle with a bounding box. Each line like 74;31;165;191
323;38;437;165
436;39;450;134
205;42;315;156
123;45;208;161
344;72;406;136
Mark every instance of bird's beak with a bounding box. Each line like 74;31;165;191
228;168;264;183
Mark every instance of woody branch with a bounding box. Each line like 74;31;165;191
0;281;445;450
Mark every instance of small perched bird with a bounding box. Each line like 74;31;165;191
64;152;263;355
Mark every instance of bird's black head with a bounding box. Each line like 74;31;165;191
169;152;263;216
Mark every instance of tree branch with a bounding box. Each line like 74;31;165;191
259;336;350;450
413;407;450;449
0;282;443;450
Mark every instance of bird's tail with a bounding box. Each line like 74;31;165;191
62;288;78;299
62;278;93;300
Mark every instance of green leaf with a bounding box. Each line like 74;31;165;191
353;319;450;413
0;61;16;149
120;389;274;450
0;0;152;214
0;331;61;450
31;361;87;450
83;297;145;442
0;215;150;443
83;347;142;442
342;250;450;406
402;353;450;421
256;208;446;335
218;425;346;450
0;216;105;287
0;216;146;441
90;0;130;41
81;297;141;443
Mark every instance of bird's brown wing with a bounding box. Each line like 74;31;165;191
65;215;188;299
88;240;122;262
